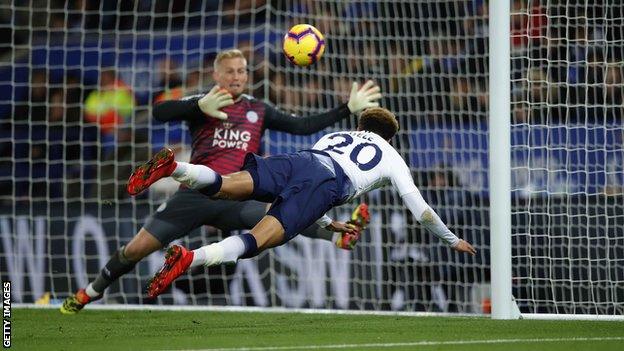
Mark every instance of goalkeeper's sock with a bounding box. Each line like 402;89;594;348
90;246;137;295
171;162;222;196
190;233;257;268
85;283;100;298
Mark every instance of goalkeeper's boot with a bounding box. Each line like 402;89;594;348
146;245;194;299
336;203;371;250
60;288;102;315
127;147;176;196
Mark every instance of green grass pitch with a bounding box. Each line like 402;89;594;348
12;308;624;351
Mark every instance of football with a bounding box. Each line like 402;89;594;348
283;24;325;66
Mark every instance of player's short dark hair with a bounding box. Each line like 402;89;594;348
358;107;399;140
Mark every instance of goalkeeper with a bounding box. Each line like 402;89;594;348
61;49;381;314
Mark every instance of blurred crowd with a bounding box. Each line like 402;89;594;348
1;0;623;204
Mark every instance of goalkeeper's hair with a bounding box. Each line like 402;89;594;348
214;49;246;69
358;107;399;140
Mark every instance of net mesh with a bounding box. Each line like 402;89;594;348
510;0;624;315
0;0;621;315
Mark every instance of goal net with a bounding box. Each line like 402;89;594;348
510;1;624;316
0;1;621;317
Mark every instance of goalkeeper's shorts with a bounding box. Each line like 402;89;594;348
144;189;267;245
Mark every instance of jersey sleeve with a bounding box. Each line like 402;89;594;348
386;150;459;246
316;214;333;228
152;93;205;123
389;153;418;196
401;190;460;247
263;101;351;135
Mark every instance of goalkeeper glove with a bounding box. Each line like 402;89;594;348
197;85;235;120
347;80;382;114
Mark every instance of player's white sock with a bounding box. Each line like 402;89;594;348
171;162;219;189
190;236;246;268
85;283;100;298
170;162;187;178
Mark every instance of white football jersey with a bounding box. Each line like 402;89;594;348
312;131;417;201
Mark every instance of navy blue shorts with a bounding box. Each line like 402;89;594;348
241;150;350;241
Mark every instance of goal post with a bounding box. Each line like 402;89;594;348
488;0;518;320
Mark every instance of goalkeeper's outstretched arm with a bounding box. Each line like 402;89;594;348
152;94;204;122
263;80;382;135
152;86;235;122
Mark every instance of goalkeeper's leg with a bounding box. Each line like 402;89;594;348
60;187;228;314
60;229;160;315
60;236;149;314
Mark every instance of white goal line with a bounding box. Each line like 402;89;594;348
13;303;479;318
14;303;624;321
163;337;624;351
521;313;624;321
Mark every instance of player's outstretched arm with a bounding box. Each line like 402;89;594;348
402;190;476;256
389;155;475;255
452;239;477;255
263;80;382;135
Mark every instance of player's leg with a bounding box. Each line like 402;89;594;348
211;200;367;250
146;214;285;298
126;148;177;196
240;215;285;250
146;152;347;298
212;171;254;200
145;150;361;297
145;193;333;299
224;158;373;249
127;147;254;200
